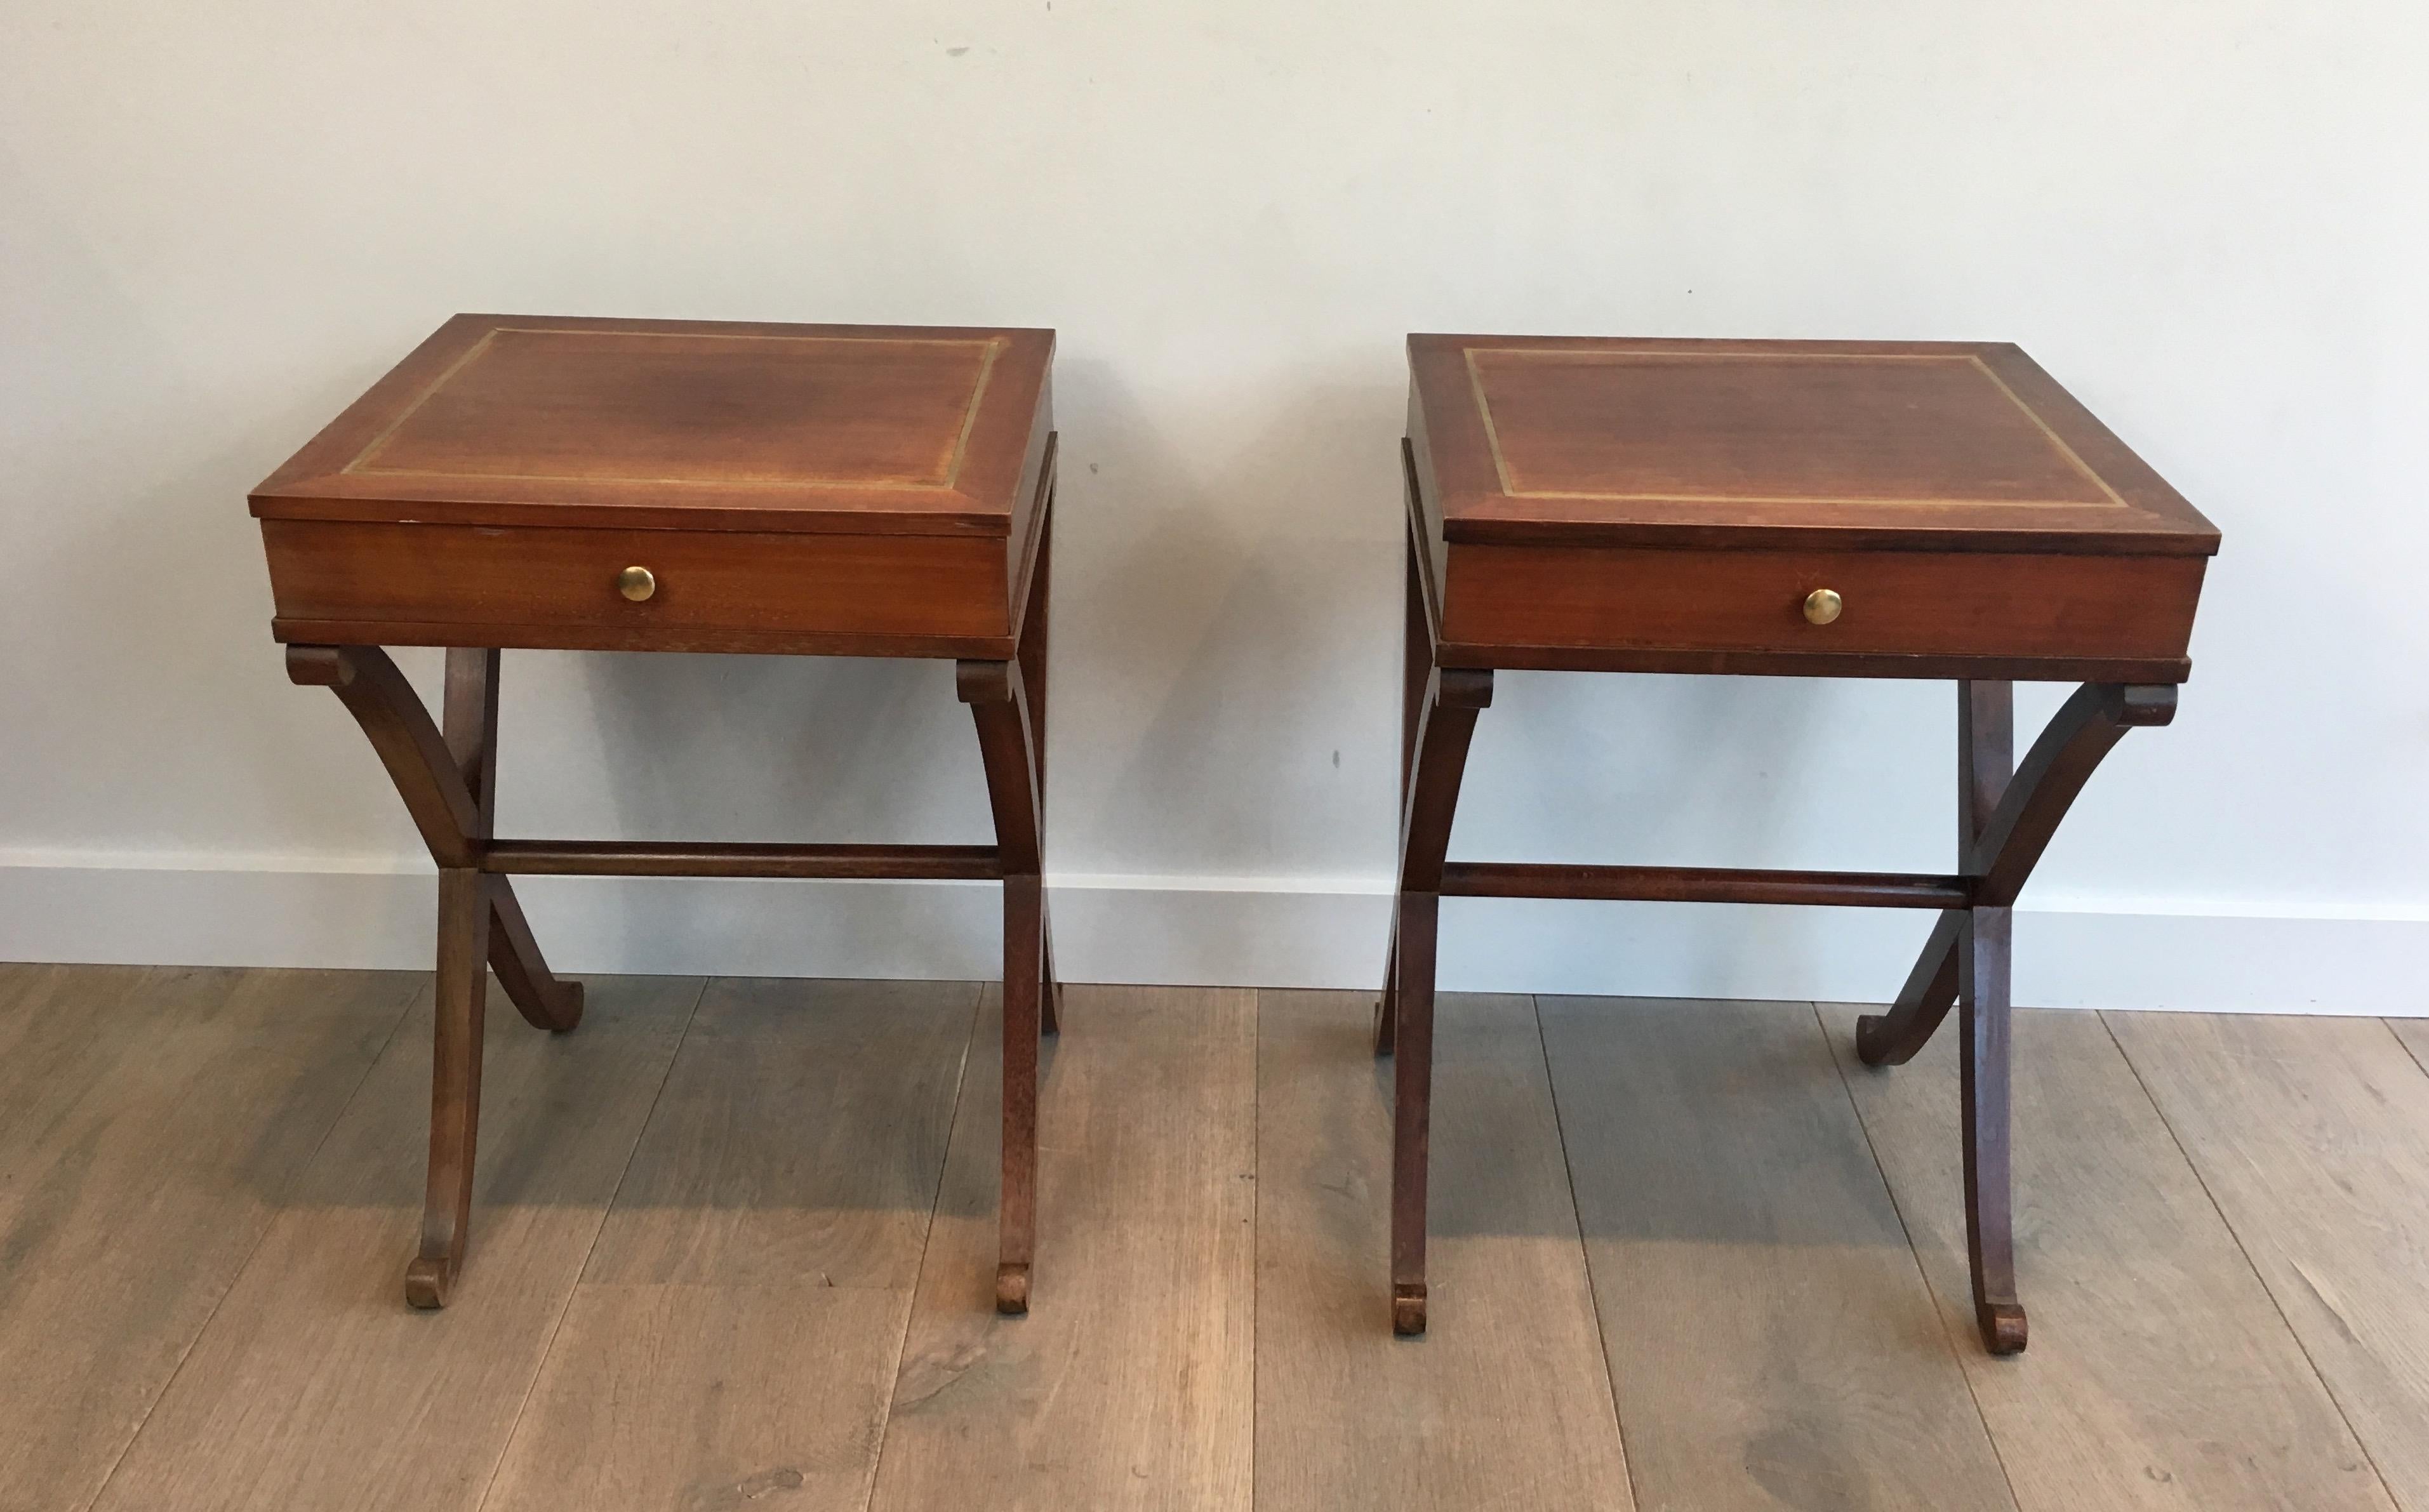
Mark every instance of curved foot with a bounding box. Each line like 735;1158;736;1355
1853;1011;1897;1066
1978;1301;2028;1355
545;978;585;1033
1373;995;1395;1057
995;1263;1031;1315
404;1254;456;1310
1392;1284;1427;1337
1042;981;1063;1037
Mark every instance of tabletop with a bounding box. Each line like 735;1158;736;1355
1407;335;2219;556
253;315;1055;536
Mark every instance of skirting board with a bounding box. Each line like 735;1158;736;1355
0;858;2421;1016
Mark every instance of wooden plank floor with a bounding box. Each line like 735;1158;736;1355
4;964;2428;1512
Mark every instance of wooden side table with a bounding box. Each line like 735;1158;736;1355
1383;335;2219;1350
251;315;1060;1314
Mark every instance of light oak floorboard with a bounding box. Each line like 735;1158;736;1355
481;1282;908;1512
870;985;1256;1512
1825;1004;2393;1511
1254;990;1632;1511
484;978;980;1512
89;974;701;1512
2108;1011;2429;1509
1541;996;2016;1512
580;976;979;1288
2393;1019;2429;1080
0;965;415;1512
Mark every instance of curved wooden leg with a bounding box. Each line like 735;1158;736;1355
441;648;583;1033
1861;681;2176;1350
1962;905;2028;1353
1856;913;1962;1065
487;886;583;1033
406;867;489;1308
1019;493;1061;1040
996;873;1043;1315
1374;932;1398;1057
291;644;579;1308
290;644;580;1034
1390;891;1437;1337
1388;666;1493;1337
961;659;1046;1315
1040;902;1062;1039
1378;515;1428;1057
1860;680;2009;1065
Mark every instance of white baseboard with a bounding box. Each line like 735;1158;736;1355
1;856;2421;1016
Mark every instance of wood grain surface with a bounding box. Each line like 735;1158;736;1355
85;976;700;1512
871;985;1256;1512
1254;990;1631;1511
1540;995;2018;1512
2107;1012;2429;1509
1827;1004;2393;1511
251;315;1055;536
13;971;2429;1512
0;967;417;1512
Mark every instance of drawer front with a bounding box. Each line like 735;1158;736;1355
262;520;1010;651
1441;544;2205;669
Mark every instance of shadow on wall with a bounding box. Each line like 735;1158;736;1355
1051;354;1406;881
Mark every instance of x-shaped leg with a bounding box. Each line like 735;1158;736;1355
1858;679;2177;1353
288;644;582;1308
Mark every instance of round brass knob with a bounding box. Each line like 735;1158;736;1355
1802;588;1843;626
616;566;657;602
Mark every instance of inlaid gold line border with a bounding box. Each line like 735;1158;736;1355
343;328;1006;493
1959;354;2127;509
941;337;1004;491
344;328;501;477
1461;346;2130;510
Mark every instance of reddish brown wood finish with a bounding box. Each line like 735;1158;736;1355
1409;336;2219;555
260;317;1058;1312
1438;543;2204;680
253;316;1053;535
480;840;1002;879
1856;681;2012;1068
1385;665;1493;1337
286;644;583;1307
1020;496;1063;1034
1407;335;2217;683
1390;335;2215;1353
443;647;585;1035
959;658;1051;1314
1441;862;1969;908
262;520;1016;656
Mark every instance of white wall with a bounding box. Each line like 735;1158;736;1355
4;1;2424;1013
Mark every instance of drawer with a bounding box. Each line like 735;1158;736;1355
1438;543;2206;677
262;519;1013;654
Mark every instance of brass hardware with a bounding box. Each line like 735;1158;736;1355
1802;587;1843;626
616;566;657;602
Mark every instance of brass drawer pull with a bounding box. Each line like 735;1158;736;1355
1802;587;1842;625
616;566;657;602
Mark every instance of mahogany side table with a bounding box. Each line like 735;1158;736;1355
1381;335;2219;1350
251;314;1060;1314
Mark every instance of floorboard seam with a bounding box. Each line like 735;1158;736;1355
470;973;714;1512
77;971;423;1512
2384;1017;2429;1085
1814;1001;2026;1512
2098;1009;2407;1512
1247;988;1263;1509
1532;994;1646;1512
861;979;988;1510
